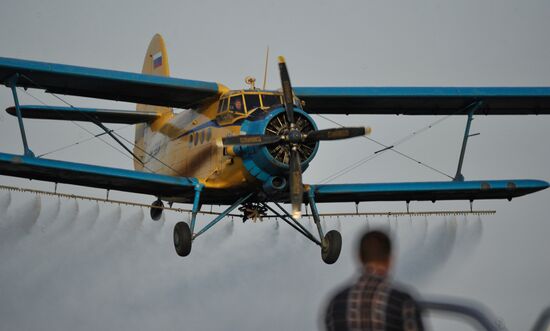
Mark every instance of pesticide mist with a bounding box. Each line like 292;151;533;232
0;192;484;330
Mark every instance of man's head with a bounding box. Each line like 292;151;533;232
234;99;242;110
358;230;392;271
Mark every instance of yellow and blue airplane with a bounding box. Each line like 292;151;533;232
0;34;548;264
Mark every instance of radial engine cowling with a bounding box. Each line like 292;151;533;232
230;107;320;190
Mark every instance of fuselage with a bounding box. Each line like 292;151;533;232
134;89;319;200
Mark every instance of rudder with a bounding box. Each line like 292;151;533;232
134;34;173;170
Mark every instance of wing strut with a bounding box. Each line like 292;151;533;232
307;188;342;264
7;74;34;157
189;184;203;234
454;101;483;181
5;72;143;164
192;193;252;239
270;202;321;245
91;120;144;165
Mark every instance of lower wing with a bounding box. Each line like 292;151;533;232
308;180;549;203
0;152;199;200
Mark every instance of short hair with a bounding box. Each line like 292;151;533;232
359;230;392;264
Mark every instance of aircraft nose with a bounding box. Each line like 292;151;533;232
288;129;303;144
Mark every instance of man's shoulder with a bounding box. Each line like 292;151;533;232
387;283;422;311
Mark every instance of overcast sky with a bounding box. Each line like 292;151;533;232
0;1;549;330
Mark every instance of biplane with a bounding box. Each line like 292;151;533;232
0;34;548;264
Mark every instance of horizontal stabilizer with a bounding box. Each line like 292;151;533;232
0;152;198;198
6;105;160;124
0;57;221;108
294;87;550;115
310;179;549;203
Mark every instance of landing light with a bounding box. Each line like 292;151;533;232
365;126;372;136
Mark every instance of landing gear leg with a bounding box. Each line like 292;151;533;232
173;184;202;257
150;199;164;221
308;189;342;264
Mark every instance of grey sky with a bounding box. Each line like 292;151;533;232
0;0;549;330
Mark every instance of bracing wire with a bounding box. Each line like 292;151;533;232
37;126;131;158
111;130;183;176
317;113;455;183
17;80;181;175
18;87;138;163
18;89;135;158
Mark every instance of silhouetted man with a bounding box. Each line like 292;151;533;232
324;230;424;331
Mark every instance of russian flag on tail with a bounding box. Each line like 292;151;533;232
153;52;162;69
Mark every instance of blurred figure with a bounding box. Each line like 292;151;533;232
324;230;424;331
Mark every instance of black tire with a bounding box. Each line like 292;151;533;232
321;230;342;264
174;222;192;257
150;199;164;221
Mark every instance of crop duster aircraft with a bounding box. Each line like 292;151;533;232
0;34;549;264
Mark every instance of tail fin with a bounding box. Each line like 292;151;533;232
134;34;173;170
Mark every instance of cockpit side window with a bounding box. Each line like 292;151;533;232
229;95;245;114
244;94;261;111
218;98;228;113
261;94;282;108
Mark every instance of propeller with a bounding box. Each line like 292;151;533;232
277;56;305;219
222;126;369;146
222;56;371;220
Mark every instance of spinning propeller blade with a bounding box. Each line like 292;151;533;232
289;148;303;219
279;56;304;220
222;135;282;146
306;126;370;142
278;56;296;126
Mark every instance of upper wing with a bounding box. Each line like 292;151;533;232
293;87;550;115
5;105;159;124
0;152;199;199
308;179;549;203
0;57;222;108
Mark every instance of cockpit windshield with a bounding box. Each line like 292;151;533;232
261;94;282;108
218;92;295;116
244;94;261;110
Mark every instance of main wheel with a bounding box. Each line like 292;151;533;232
150;199;164;221
174;222;192;257
321;230;342;264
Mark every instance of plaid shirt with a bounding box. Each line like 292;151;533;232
325;269;424;331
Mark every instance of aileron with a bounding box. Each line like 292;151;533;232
0;152;198;198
